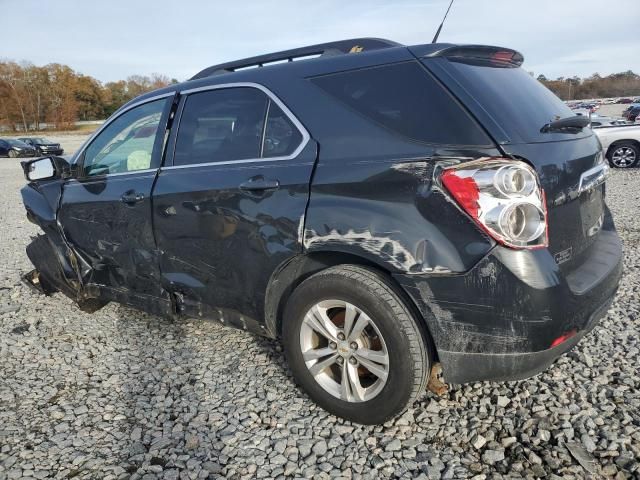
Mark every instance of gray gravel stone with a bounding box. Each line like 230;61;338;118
385;439;402;452
0;153;638;479
481;449;505;465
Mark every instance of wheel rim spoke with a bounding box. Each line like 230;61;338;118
355;348;389;366
304;306;339;342
308;353;338;377
343;302;357;339
341;361;365;402
302;347;335;362
356;355;388;381
347;313;370;342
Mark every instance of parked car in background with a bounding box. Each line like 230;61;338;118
622;105;640;122
17;137;63;156
0;138;37;158
19;38;622;423
617;98;633;104
589;115;629;127
595;125;640;168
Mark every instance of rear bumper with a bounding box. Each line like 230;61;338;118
395;227;622;384
436;294;613;383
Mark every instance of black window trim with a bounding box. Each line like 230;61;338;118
162;82;310;170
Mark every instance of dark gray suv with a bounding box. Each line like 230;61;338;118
20;38;621;423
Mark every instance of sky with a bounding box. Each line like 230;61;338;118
2;0;639;83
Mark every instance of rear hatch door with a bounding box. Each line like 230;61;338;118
415;46;606;268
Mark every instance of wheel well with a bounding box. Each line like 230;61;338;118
607;139;640;158
267;251;438;361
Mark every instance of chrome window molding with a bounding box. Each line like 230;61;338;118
71;82;310;177
166;82;310;169
65;169;158;185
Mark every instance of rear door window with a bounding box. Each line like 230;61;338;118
173;87;306;166
310;61;491;146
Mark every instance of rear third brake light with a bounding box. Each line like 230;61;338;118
492;51;515;63
441;158;548;250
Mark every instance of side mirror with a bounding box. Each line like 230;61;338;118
22;157;57;181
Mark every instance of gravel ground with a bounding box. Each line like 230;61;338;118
0;154;639;479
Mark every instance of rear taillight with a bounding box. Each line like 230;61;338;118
441;158;548;250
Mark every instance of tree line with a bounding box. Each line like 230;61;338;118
2;59;640;132
537;71;640;100
0;61;177;131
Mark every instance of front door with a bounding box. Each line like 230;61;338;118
59;95;173;313
152;85;316;328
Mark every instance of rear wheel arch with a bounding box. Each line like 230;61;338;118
265;251;438;361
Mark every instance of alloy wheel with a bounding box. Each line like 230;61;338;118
299;299;389;403
611;146;636;167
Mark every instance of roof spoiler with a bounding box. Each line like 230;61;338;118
424;45;524;67
191;38;402;80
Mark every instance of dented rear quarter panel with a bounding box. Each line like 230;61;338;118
298;74;499;275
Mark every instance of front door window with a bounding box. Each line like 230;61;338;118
82;98;168;176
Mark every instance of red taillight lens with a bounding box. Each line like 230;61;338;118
550;329;577;348
440;158;548;250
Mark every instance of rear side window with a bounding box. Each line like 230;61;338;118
310;61;491;146
263;103;303;158
174;87;305;166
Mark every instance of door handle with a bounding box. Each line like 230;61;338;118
121;191;145;204
239;177;280;192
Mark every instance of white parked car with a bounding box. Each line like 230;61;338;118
594;125;640;168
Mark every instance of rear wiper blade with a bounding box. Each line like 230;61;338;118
540;115;590;133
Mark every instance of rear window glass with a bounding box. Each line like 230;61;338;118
311;61;491;146
444;60;578;142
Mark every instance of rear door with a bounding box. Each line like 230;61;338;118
58;95;174;312
420;51;606;268
151;84;316;326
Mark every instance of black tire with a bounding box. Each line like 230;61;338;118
8;149;17;158
283;265;431;424
607;141;639;168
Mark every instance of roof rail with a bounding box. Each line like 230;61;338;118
190;38;402;80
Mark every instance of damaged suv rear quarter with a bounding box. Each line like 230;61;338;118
20;38;622;424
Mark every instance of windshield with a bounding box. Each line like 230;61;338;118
7;139;30;147
443;59;589;143
33;137;54;143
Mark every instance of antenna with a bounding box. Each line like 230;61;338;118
431;0;455;43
